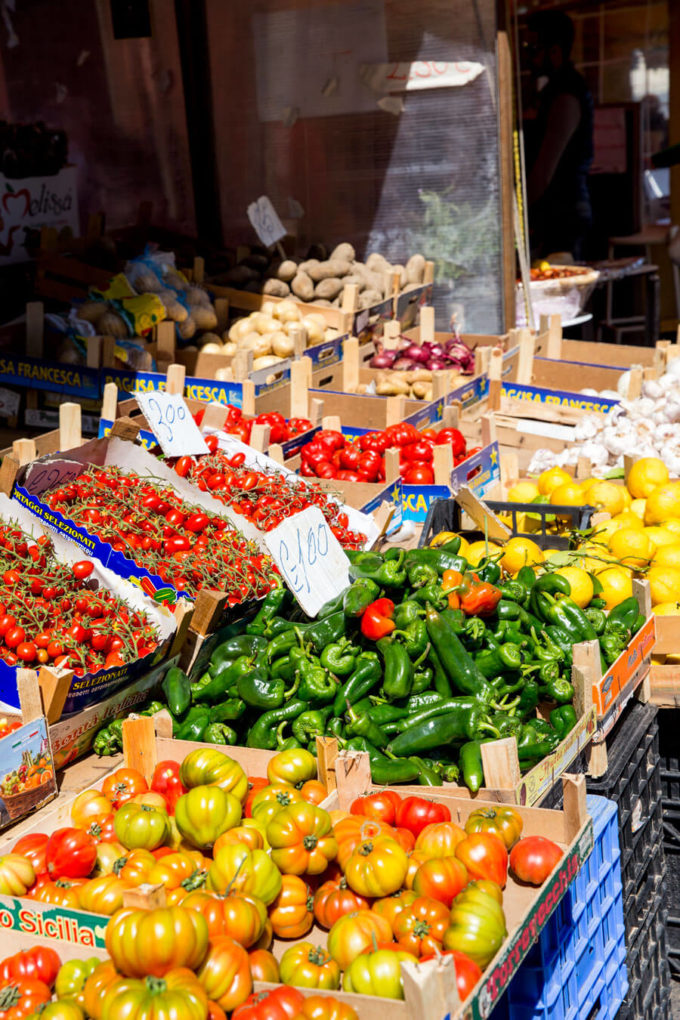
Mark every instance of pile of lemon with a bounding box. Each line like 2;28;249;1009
474;457;680;615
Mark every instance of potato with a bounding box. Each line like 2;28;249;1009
228;317;255;343
277;260;298;282
315;277;343;301
276;300;302;323
197;331;223;348
178;316;196;340
250;333;275;358
304;312;326;329
405;369;432;383
263;278;290;297
359;289;383;309
298;260;319;275
253;355;285;370
186;286;210;306
251;313;280;335
313;299;332;307
330;242;355;262
261;300;279;317
366;252;390;274
308;259;351;282
300;316;324;343
200;342;224;355
412;383;432;400
271;331;295;358
221;340;238;357
77;300;108;324
291;271;314;301
162;300;189;323
192;305;218;330
219;264;260;285
135;271;161;293
237;330;263;351
98;311;128;338
376;376;409;396
342;273;366;292
405;253;426;285
393;264;407;289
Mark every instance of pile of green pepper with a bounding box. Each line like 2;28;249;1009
93;539;645;792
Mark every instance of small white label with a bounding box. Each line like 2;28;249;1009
136;392;209;458
263;506;350;617
0;387;20;418
247;196;287;248
630;798;643;834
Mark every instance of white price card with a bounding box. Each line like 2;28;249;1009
263;506;350;617
136;391;209;458
247;196;287;248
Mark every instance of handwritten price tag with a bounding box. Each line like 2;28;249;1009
247;196;287;248
263;506;350;617
136;391;209;457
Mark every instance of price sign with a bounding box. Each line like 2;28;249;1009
136;391;209;457
24;459;83;496
247;196;287;248
263;506;350;617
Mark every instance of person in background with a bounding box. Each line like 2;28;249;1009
524;10;594;261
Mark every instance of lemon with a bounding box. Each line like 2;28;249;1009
651;543;680;570
554;567;594;608
575;543;616;573
619;487;632;509
610;511;644;530
537;467;572;496
626;457;670;499
661;519;680;536
590;519;624;546
652;602;680;616
500;537;544;574
648;566;680;605
507;481;540;503
608;528;654;569
630;499;646;520
644;482;680;525
596;567;633;610
549;482;584;506
466;540;503;566
543;547;568;561
579;477;598;495
643;526;678;551
587;480;625;516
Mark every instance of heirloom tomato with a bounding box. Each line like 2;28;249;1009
403;850;429;889
82;961;118;1020
150;760;186;814
100;968;208;1020
326;910;392;971
101;768;148;808
175;786;241;850
269;875;314;939
207;844;282;905
45;828;97;879
289;996;358;1020
0;854;35;896
93;841;127;878
420;949;482;1002
77;874;128;915
415;821;466;858
232;986;304;1020
70;790;112;831
392;896;449;957
267;803;337;876
465;807;523;850
11;835;47;876
247;950;280;984
443;881;507;967
148;850;207;890
33;1001;83;1020
455;833;508;888
0;977;51;1019
54;957;100;1007
182;889;266;947
350;790;401;826
84;814;117;845
371;889;417;929
114;803;170;852
279;943;340;990
251;785;302;828
412;855;468;907
266;748;317;788
214;825;264;854
32;878;86;909
343;948;417;1000
313;875;369;929
299;780;327;806
333;817;393;870
115;849;155;886
344;837;408;897
509;836;563;885
180;748;248;803
244;778;269;818
395;796;450;837
0;947;60;988
105;905;209;978
196;935;252;1012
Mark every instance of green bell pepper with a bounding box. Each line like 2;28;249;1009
320;639;357;676
203;723;237;745
343;578;381;617
210;633;268;669
394;619;428;659
377;636;414;700
550;705;578;740
459;740;485;792
246;699;307;749
175;705;210;741
161;666;191;718
246;587;288;635
333;653;382;715
406;561;439;589
209;698;246;723
425;608;491;699
346;548;406;587
236;670;288;710
386;705;483;756
193;655;254;703
346;707;389;748
292;707;332;744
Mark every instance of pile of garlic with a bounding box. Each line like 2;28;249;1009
528;359;680;477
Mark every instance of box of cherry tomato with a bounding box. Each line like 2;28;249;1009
0;492;176;716
9;434;281;614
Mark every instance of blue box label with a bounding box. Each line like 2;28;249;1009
501;381;619;414
0;355;100;398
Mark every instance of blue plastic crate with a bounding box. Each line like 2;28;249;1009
489;795;627;1020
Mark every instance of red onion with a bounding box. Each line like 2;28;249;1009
427;359;448;371
403;344;430;364
392;357;418;370
369;352;399;368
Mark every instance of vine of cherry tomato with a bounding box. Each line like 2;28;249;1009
193;405;313;446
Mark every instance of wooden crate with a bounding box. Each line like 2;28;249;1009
648;614;680;706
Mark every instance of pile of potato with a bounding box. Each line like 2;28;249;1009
373;369;434;401
213;243;428;311
194;299;338;370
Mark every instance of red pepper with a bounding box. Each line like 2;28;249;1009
459;576;502;616
360;598;396;640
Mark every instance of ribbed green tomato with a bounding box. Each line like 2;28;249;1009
100;969;208;1020
443;881;507;967
28;1002;85;1020
207;844;282;905
105;906;209;978
113;802;170;851
55;957;101;1008
179;748;248;803
278;942;340;990
343;948;418;999
174;786;242;850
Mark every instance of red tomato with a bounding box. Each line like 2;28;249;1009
509;836;563;885
420;949;482;1002
351;793;403;830
403;465;435;485
72;561;94;580
232;985;305;1020
0;946;61;987
455;833;508;888
12;834;48;876
45;827;97;879
435;428;466;456
150;760;187;814
395;796;451;837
